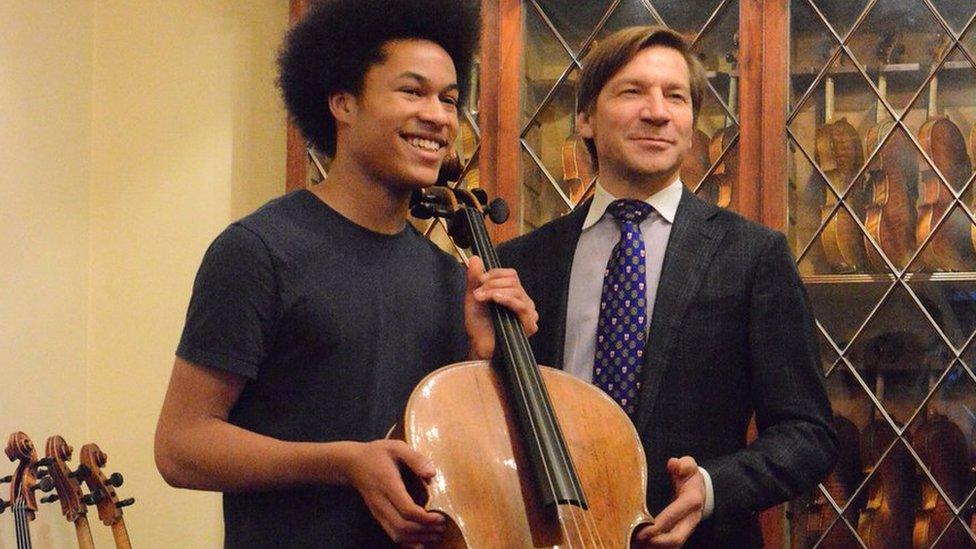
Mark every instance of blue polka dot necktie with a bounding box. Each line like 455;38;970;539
593;199;654;416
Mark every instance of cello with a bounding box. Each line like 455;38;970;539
39;436;96;549
4;432;55;549
77;443;135;549
400;185;653;547
916;36;975;271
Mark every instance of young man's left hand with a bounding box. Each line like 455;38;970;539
465;256;539;359
632;456;706;548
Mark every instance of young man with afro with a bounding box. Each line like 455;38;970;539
154;1;538;546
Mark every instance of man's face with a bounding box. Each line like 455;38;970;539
337;39;459;190
577;45;694;189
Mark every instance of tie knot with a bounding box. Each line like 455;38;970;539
607;199;653;224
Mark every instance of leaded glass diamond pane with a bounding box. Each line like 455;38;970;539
532;0;612;55
652;0;723;36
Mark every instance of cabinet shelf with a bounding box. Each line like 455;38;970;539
803;272;976;284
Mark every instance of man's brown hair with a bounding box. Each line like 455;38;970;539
576;26;707;168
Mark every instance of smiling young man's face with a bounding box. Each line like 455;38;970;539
336;39;460;191
577;44;694;194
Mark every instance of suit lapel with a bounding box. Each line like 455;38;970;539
634;188;725;433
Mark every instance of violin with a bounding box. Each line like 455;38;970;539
916;35;975;271
77;443;134;549
816;118;868;273
707;128;736;210
856;419;917;548
911;413;972;548
400;186;653;547
863;35;918;272
562;130;596;205
681;128;711;194
704;38;737;210
802;413;862;548
40;436;96;549
4;432;55;549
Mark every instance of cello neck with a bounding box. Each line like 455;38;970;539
460;206;588;509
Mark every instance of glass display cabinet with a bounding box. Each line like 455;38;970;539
786;1;976;548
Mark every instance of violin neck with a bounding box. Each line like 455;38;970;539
876;74;887;124
111;519;133;549
462;207;588;510
74;516;96;549
13;500;33;549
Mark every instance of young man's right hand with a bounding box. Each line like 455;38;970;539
343;440;447;545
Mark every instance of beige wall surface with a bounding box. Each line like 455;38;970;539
0;1;94;547
1;1;286;547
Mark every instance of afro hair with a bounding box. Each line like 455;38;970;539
278;0;481;157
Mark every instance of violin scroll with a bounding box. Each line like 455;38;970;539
5;431;55;521
77;443;135;527
41;435;90;522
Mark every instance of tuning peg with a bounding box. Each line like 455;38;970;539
0;499;7;513
40;494;59;504
486;198;510;224
116;497;135;509
82;491;103;506
33;476;54;493
36;457;53;468
471;188;489;205
69;464;90;479
106;472;124;487
0;475;10;483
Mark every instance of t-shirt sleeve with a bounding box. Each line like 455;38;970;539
176;223;281;379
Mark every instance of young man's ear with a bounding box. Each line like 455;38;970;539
328;92;357;125
576;110;594;139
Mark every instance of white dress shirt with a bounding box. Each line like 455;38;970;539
562;179;714;518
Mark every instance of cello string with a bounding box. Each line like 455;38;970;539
465;207;581;548
478;223;606;547
473;213;605;548
468;208;592;548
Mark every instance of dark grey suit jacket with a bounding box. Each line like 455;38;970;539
498;188;838;547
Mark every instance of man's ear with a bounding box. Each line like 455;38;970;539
328;92;357;125
576;110;594;139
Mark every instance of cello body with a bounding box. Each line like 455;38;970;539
400;186;653;548
402;362;651;547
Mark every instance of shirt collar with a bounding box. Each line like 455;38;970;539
581;178;683;230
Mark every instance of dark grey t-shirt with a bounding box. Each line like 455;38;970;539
176;189;468;548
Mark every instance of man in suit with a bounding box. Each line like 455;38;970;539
499;26;837;547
